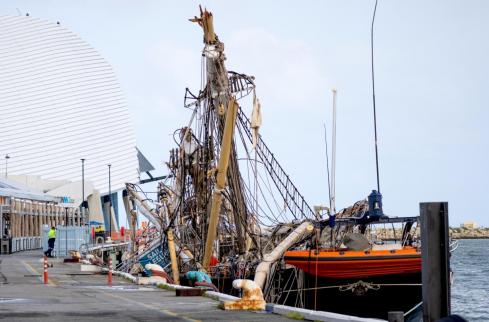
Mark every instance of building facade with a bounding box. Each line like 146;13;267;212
0;14;138;194
0;15;140;232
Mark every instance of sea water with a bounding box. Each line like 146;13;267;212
451;239;489;321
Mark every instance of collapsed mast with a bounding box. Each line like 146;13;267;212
167;8;256;270
193;9;249;266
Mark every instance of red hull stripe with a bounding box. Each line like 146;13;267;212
284;252;421;279
284;254;420;261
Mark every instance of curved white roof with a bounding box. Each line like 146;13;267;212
0;15;139;194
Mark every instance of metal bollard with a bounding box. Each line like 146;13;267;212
43;256;48;284
108;257;113;286
388;311;404;322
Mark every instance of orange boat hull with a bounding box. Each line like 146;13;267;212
284;247;421;279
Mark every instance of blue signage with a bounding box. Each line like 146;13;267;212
139;245;169;275
58;196;74;204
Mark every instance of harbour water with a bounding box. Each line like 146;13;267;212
451;239;488;321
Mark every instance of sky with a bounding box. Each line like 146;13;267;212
2;1;488;226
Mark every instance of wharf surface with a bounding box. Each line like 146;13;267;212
0;251;292;321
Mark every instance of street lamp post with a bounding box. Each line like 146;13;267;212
5;154;10;177
108;164;112;239
81;158;85;224
65;207;68;257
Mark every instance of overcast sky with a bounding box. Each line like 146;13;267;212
2;1;488;226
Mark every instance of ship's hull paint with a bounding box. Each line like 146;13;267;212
284;247;421;279
274;268;421;319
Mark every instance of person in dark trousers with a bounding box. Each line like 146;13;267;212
44;226;56;257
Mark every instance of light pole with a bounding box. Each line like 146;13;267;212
5;154;10;177
108;164;112;238
65;207;68;257
81;158;86;224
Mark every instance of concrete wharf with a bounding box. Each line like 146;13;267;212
0;251;294;321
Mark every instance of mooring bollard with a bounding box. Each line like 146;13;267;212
108;257;113;286
388;311;404;322
420;202;451;321
43;255;48;284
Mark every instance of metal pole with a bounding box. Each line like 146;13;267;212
371;0;381;193
0;205;4;241
331;88;337;214
65;207;68;257
81;158;85;224
420;202;450;322
5;154;10;177
108;164;112;238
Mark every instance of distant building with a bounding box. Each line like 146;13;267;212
461;221;478;229
0;15;142;232
1;177;81;254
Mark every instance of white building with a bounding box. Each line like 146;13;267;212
461;221;478;229
0;14;141;231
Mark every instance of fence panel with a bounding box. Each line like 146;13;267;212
42;226;89;257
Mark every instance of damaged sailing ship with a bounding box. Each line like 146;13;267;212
119;7;423;319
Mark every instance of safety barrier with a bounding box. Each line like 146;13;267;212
10;236;42;253
42;226;89;257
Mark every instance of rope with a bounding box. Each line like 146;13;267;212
281;282;421;294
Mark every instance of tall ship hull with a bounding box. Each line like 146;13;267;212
275;268;421;318
279;247;422;318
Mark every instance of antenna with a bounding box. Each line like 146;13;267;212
371;0;381;193
324;123;332;214
331;88;337;214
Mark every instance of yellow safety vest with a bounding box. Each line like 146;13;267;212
48;229;56;238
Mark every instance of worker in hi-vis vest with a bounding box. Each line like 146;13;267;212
44;226;56;257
